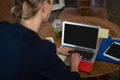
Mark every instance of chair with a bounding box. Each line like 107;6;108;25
58;7;108;20
59;0;108;20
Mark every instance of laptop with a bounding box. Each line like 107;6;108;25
61;21;100;72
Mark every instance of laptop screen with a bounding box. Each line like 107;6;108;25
62;21;99;49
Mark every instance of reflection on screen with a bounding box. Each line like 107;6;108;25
64;24;98;49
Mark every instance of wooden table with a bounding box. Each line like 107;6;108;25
38;16;120;78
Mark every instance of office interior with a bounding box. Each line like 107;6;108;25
0;0;120;80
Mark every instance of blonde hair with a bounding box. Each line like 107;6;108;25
11;0;50;19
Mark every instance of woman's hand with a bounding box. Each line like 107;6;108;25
57;47;73;56
70;53;82;72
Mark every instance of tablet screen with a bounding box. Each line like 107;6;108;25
103;42;120;61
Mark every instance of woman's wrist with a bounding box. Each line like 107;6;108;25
57;48;61;54
71;65;79;72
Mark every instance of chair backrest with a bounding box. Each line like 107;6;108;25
58;7;108;20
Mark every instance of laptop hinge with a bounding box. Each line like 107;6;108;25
73;47;95;53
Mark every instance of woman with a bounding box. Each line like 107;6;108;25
0;0;82;80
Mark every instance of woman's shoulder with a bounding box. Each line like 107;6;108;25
0;21;12;30
0;21;10;27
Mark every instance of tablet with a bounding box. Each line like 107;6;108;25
103;41;120;61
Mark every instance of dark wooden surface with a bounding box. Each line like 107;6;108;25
0;0;17;23
38;16;120;78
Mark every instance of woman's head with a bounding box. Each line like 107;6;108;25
11;0;53;20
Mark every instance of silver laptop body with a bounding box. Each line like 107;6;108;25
61;21;100;63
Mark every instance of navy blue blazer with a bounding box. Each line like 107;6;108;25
0;22;81;80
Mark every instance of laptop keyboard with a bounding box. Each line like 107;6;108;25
68;49;94;61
